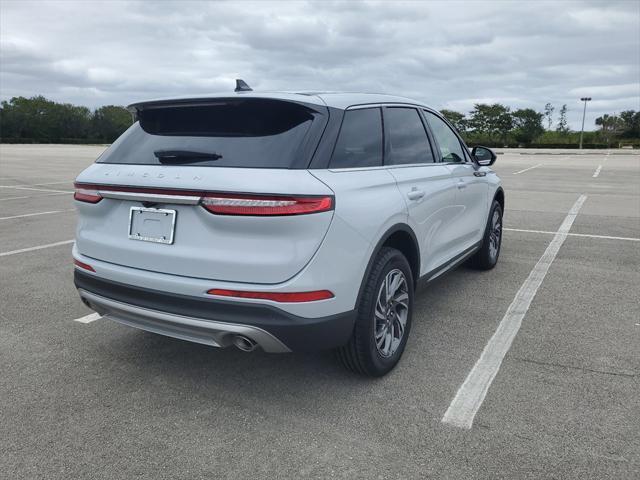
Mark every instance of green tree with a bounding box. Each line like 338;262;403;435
595;114;624;146
0;96;132;143
59;103;92;139
1;96;56;140
440;109;467;134
618;110;640;138
91;105;132;142
0;95;91;141
543;103;554;130
512;109;544;145
467;103;513;144
556;104;569;133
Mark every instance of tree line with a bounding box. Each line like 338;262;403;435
1;95;638;147
441;103;639;148
0;96;132;143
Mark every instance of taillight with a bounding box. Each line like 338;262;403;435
201;194;333;216
207;288;334;303
74;259;95;272
71;183;333;215
74;183;102;203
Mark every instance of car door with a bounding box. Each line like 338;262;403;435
382;106;458;276
423;110;489;253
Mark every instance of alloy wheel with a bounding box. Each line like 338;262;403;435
489;209;502;261
374;269;409;358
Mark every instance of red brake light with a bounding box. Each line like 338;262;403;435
71;183;333;215
207;289;334;303
201;194;333;216
74;183;102;203
74;259;95;272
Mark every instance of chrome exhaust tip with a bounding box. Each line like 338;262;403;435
233;335;258;352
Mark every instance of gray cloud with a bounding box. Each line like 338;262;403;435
1;0;638;130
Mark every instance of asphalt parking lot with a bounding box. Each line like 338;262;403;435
1;144;639;479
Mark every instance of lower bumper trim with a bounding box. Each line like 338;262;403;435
74;270;356;351
78;289;291;353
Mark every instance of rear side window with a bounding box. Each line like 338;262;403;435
384;108;434;165
330;108;383;168
423;111;466;163
97;99;322;168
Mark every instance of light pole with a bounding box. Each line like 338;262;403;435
579;97;592;149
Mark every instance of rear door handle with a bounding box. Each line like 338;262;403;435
407;188;425;200
457;180;467;190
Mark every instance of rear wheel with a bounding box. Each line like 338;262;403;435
336;247;414;377
468;200;503;270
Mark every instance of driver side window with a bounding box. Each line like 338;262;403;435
423;111;466;163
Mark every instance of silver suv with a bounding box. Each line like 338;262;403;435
73;86;504;376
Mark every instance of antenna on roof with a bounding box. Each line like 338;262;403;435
234;79;252;92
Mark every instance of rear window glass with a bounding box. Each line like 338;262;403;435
330;108;383;168
97;99;321;168
384;108;434;165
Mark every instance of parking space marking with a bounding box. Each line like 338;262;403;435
512;164;543;175
0;192;71;202
2;186;73;194
442;194;587;429
74;313;101;324
504;228;640;243
593;165;603;178
0;181;70;188
0;209;75;221
0;240;74;257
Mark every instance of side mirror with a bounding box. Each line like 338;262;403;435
472;146;497;166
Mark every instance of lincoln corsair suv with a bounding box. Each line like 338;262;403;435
73;86;504;376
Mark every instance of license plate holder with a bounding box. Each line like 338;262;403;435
128;207;176;245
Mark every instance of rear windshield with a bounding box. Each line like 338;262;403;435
98;99;324;168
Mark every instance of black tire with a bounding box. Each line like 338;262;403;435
468;200;503;270
336;247;414;377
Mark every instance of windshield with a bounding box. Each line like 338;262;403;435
97;99;323;168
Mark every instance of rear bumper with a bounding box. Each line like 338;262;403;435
74;270;356;352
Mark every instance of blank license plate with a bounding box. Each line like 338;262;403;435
128;207;176;244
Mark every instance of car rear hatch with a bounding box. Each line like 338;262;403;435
74;97;334;284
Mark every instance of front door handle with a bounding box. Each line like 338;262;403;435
407;188;425;200
473;171;487;177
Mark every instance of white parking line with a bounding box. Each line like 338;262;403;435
0;240;74;257
3;186;73;193
74;313;101;324
0;209;75;221
513;164;543;175
592;165;603;178
504;228;640;242
0;181;70;188
0;192;71;202
442;194;587;429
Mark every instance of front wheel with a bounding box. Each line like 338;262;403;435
468;200;503;270
336;247;414;377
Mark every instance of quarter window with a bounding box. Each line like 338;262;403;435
423;111;466;163
330;108;383;168
384;108;435;165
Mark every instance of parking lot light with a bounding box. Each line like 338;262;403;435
579;97;592;149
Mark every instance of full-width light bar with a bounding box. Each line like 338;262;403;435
73;183;334;216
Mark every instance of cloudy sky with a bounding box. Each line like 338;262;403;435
1;0;639;130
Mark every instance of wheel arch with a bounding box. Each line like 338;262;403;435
493;187;505;211
356;224;421;307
